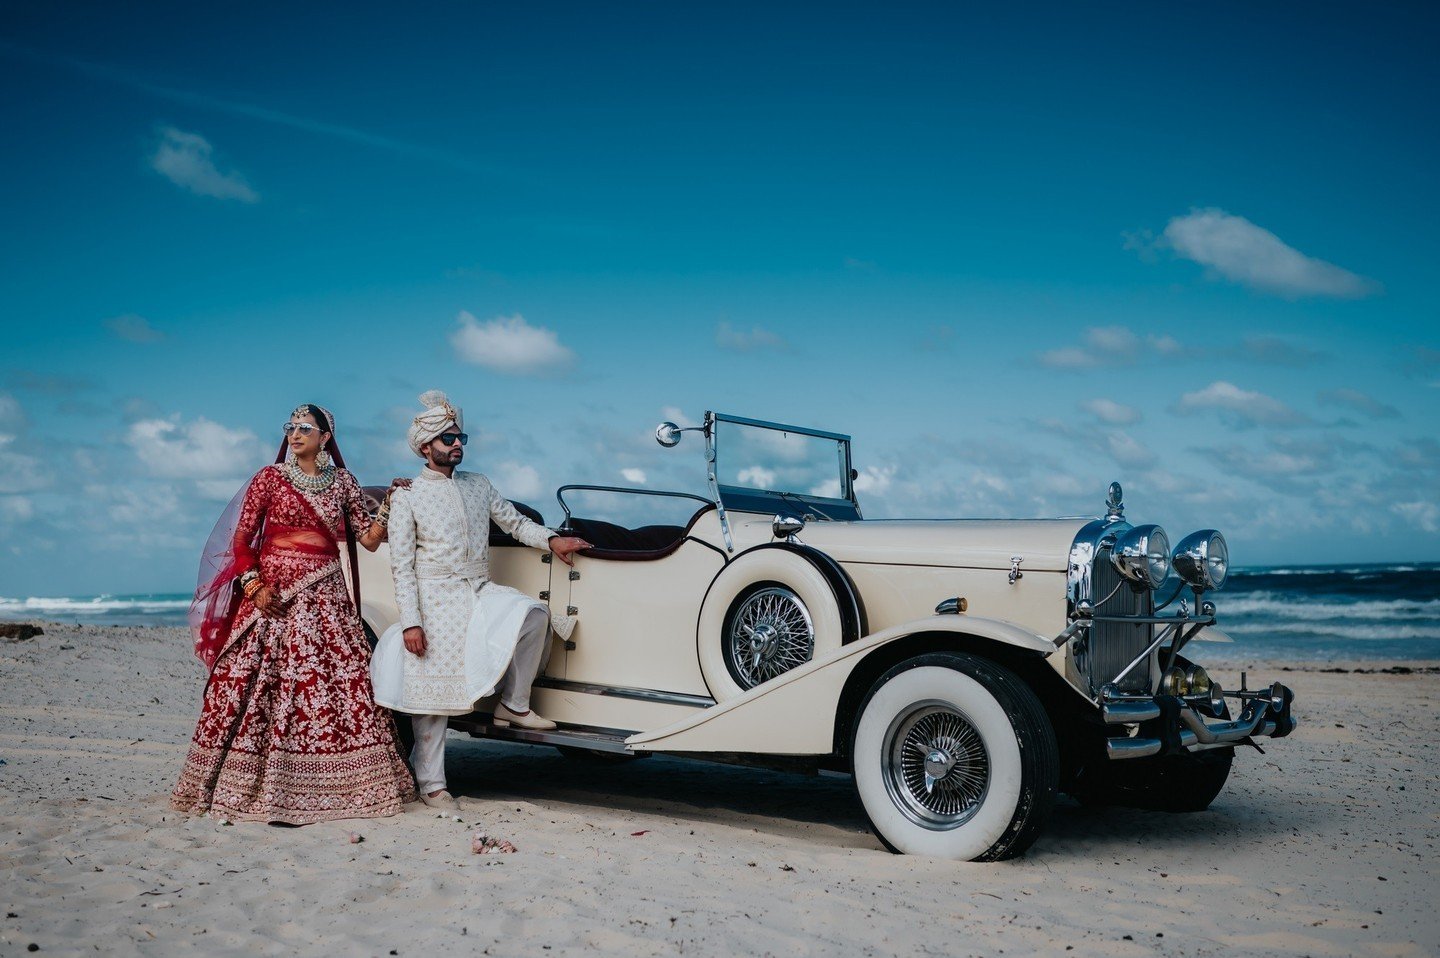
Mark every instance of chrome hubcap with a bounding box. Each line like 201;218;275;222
726;586;814;689
883;701;990;829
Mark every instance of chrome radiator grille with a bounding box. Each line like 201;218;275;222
1086;548;1154;693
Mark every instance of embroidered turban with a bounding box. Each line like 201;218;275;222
408;390;463;457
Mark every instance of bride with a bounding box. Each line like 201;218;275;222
171;404;416;824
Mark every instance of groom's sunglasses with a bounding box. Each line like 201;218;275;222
436;432;469;447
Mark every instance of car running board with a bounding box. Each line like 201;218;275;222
454;715;636;754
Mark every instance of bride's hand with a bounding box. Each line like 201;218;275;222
254;586;291;618
389;477;412;492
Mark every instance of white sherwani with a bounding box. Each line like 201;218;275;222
380;468;556;716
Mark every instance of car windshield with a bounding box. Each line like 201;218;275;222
712;413;860;520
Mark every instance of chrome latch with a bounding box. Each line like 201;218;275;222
1009;556;1024;585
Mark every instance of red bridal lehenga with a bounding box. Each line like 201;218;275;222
171;461;416;824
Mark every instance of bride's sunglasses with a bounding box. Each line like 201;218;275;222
282;422;325;436
436;432;468;447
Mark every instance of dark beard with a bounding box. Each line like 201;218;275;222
427;447;462;469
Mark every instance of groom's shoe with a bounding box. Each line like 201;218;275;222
493;703;558;731
420;789;461;813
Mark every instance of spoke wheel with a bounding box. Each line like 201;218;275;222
723;585;815;690
885;701;991;829
851;653;1058;861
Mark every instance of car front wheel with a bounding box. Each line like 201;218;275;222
851;653;1058;861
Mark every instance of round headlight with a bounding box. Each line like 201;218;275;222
1111;524;1171;590
1172;530;1229;592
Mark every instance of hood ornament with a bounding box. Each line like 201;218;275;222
1105;481;1125;521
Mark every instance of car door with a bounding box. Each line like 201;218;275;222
553;543;725;698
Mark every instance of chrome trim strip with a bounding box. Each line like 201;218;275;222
532;677;716;709
462;721;636;754
1101;700;1162;723
711;411;852;444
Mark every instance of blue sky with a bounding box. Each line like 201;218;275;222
1;2;1437;595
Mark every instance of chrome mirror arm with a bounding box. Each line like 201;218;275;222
703;412;733;552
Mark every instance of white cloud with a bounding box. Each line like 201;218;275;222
659;406;698;428
620;468;647;485
1203;444;1327;480
1394;500;1440;533
450;312;575;374
0;392;25;434
810;465;895;499
1318;388;1400;420
0;396;48;494
127;415;266;480
1038;326;1189;369
1081;398;1141;425
716;322;786;352
1104;432;1156;468
0;495;32;524
854;465;895;495
149;127;259;203
490;461;542;500
1161;208;1379;299
1036;347;1095;369
105;314;165;343
737;466;776;488
1175;381;1306;428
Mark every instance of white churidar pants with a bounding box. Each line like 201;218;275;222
408;607;550;795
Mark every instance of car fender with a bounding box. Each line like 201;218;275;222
629;614;1055;755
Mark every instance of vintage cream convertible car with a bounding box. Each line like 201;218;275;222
357;411;1296;861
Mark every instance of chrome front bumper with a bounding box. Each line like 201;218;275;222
1100;682;1296;760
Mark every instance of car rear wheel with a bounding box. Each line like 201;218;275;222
851;653;1058;861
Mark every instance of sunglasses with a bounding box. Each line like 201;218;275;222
435;432;469;447
283;422;325;436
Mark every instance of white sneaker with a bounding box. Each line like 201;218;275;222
493;703;557;731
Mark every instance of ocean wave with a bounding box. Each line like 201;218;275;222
1226;623;1440;641
0;595;191;614
1217;592;1440;621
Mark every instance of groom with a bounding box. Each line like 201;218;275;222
385;390;591;811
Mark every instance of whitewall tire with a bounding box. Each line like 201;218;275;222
697;548;844;701
851;653;1058;861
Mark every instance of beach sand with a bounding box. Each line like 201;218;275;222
1;623;1436;957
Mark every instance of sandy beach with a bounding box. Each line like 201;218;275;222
1;622;1436;957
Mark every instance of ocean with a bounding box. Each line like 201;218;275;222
2;563;1437;661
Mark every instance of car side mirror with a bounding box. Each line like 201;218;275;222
655;422;682;447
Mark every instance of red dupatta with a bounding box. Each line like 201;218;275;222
188;429;361;671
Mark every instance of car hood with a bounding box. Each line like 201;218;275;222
787;517;1092;572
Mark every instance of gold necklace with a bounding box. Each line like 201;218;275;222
285;456;335;493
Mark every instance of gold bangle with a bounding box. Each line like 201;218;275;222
243;579;265;599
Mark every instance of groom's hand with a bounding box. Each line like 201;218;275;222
548;536;593;566
403;626;428;656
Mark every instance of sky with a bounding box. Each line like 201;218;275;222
0;2;1437;596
